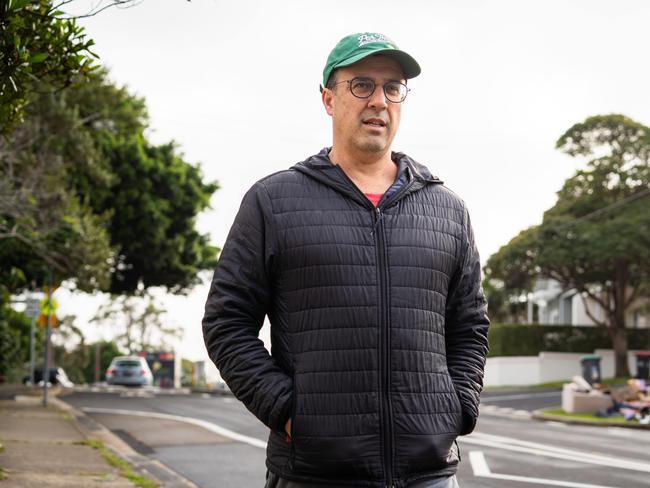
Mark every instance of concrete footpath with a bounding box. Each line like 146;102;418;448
0;385;196;488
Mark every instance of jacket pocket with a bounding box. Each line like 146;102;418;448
288;376;298;469
446;374;464;428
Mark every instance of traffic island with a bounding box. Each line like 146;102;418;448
531;375;650;429
532;408;650;430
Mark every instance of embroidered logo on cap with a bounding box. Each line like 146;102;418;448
357;33;395;48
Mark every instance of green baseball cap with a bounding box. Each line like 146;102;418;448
322;32;421;88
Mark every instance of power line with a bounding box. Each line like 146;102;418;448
551;186;650;229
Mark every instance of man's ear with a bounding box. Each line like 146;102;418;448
322;87;334;116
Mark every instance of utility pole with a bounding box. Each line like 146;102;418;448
94;342;101;383
30;314;37;385
42;270;53;408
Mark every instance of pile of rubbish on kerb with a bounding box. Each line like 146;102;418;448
562;376;650;424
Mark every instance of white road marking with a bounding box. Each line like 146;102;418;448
468;450;491;475
120;391;154;398
479;404;533;418
469;451;622;488
481;391;560;402
461;432;650;473
545;421;569;428
514;409;532;417
605;427;638;438
82;407;268;449
81;406;649;485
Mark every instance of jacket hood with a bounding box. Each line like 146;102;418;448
292;148;442;207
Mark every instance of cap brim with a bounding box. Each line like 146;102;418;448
334;49;421;80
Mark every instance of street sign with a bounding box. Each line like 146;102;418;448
39;297;58;315
24;297;40;320
38;313;57;328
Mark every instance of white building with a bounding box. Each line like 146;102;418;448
527;278;649;328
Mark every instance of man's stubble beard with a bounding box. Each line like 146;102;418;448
358;141;384;153
353;132;390;156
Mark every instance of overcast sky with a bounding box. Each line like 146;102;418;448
54;0;650;370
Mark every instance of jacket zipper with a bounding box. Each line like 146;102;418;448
374;206;394;488
377;171;416;488
333;162;425;488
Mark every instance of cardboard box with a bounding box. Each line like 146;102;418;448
562;383;614;414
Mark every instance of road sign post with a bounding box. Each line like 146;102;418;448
42;271;56;408
24;297;40;387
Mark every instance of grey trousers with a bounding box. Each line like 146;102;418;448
265;472;460;488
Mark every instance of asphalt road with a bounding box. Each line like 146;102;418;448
481;388;563;412
63;388;650;488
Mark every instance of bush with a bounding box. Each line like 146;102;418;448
0;304;45;383
488;324;650;357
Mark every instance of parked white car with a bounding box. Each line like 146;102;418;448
106;356;153;387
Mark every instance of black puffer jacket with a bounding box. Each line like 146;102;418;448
203;149;489;488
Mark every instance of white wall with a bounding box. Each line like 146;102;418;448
484;349;648;387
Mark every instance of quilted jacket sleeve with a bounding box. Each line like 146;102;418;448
445;207;490;436
202;182;293;432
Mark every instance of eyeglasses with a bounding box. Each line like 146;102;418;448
331;76;410;103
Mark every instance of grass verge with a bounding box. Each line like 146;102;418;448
540;408;634;425
78;439;159;488
484;377;630;392
57;411;72;421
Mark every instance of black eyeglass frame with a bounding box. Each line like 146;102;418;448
324;76;410;103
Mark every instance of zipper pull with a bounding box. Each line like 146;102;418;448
370;207;382;236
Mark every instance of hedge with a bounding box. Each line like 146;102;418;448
487;324;650;357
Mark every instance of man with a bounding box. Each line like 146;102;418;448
203;32;489;488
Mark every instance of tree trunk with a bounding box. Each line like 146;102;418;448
610;325;630;378
610;260;630;378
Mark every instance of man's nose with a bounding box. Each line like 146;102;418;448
367;85;388;110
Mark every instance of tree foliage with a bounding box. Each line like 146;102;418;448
0;0;98;135
1;1;211;382
63;69;218;294
54;339;124;384
1;69;219;295
84;73;217;293
0;298;40;382
485;114;650;376
0;89;114;292
91;292;182;354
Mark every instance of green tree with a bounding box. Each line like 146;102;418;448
181;358;194;387
62;69;219;294
0;300;40;382
0;89;114;293
485;115;650;377
483;227;539;323
0;0;98;135
1;70;218;295
91;292;182;354
54;338;124;384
